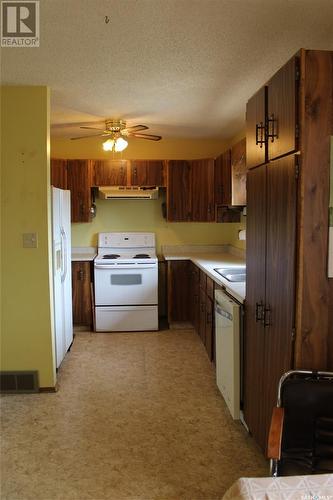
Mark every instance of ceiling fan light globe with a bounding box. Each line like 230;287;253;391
103;139;114;151
115;137;128;152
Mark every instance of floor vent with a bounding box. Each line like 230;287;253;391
0;371;39;393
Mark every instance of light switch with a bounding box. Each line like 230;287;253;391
23;233;38;248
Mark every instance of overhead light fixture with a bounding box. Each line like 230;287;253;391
102;136;128;152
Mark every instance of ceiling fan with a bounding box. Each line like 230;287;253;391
71;119;162;152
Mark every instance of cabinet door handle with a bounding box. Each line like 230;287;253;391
78;269;85;280
267;114;278;142
255;122;265;148
263;304;271;327
255;301;264;322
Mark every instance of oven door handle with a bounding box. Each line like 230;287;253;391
94;264;156;270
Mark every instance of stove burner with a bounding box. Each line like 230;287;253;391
103;254;120;259
133;254;150;259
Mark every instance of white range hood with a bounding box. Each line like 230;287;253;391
98;186;159;200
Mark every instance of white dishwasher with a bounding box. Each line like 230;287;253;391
215;289;241;419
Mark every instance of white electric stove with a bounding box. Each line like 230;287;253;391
94;232;158;332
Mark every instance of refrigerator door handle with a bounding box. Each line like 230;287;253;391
60;227;67;283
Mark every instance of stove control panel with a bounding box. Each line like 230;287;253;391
98;232;155;249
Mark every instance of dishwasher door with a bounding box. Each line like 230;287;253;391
215;289;240;419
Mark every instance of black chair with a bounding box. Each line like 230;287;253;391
267;369;333;477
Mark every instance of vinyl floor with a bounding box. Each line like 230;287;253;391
1;328;267;500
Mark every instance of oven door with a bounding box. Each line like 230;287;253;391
94;264;158;306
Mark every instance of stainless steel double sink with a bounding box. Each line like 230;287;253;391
214;267;246;282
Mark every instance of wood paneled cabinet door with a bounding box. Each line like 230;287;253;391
130;160;165;186
191;159;215;221
92;160;127;186
244;155;296;452
246;86;267;170
167;260;190;323
167;160;192;221
215;150;231;205
189;263;200;333
51;159;67;189
67;160;93;222
72;261;92;327
231;138;247;206
205;276;215;361
267;56;298;161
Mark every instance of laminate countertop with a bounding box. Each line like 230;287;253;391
162;245;246;303
71;247;97;262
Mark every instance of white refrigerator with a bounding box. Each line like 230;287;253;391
52;187;73;369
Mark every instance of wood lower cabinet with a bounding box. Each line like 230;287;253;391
92;160;127;186
51;159;67;189
167;260;190;322
67;160;93;222
189;263;200;332
168;261;214;361
72;261;93;327
130;160;165;186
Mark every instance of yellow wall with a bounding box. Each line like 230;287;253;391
52;136;245;251
1;86;56;388
51;136;229;160
71;195;242;254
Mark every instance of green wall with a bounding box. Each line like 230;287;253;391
1;86;56;388
72;195;244;253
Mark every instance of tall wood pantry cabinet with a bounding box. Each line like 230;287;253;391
244;49;333;452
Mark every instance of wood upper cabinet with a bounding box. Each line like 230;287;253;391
246;86;267;170
267;56;298;161
191;159;215;221
130;160;165;186
244;155;296;452
167;160;192;221
215;150;231;205
231;138;246;206
72;261;92;327
92;160;127;186
247;57;299;170
51;159;67;189
167;159;214;222
67;160;93;222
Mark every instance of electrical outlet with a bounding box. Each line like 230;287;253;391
22;233;38;248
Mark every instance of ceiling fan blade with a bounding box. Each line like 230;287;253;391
80;126;106;131
123;124;149;133
70;133;109;141
129;132;162;141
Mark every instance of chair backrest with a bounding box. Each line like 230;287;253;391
280;376;333;475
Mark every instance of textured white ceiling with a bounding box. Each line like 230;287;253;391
2;0;333;139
